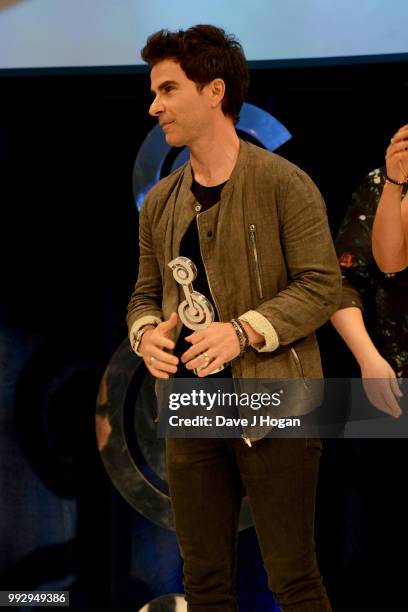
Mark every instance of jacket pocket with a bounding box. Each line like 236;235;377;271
248;224;264;300
290;347;310;390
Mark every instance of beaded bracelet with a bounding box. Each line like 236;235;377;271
231;318;249;355
385;173;408;186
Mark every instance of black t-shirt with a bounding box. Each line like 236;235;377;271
174;179;232;378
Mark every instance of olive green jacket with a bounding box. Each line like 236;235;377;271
127;140;341;391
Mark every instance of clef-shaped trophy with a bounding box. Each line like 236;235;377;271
168;256;225;374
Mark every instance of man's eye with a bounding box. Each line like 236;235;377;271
164;86;173;93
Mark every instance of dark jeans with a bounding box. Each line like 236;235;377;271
166;437;332;612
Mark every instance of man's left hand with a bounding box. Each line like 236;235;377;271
181;322;240;377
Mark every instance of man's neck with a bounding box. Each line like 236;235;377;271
189;121;240;187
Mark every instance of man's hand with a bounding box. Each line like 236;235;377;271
361;354;403;418
181;322;241;377
139;312;179;379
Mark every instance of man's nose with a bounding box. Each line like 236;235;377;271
149;96;164;116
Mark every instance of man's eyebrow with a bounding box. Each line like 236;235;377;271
150;80;178;95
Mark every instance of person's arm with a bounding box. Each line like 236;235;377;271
372;124;408;272
331;171;403;416
372;183;408;272
241;168;342;347
126;191;179;378
331;307;402;418
127;191;163;337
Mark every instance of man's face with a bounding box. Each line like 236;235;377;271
149;59;212;148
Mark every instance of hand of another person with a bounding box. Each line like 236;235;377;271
386;124;408;184
181;322;241;377
139;312;179;379
361;354;403;418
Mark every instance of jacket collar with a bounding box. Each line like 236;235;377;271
170;139;250;259
179;138;249;202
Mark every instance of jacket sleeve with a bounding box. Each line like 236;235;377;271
126;192;163;342
242;168;342;349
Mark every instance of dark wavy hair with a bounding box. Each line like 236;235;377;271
141;24;249;125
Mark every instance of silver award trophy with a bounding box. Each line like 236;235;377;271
168;256;225;375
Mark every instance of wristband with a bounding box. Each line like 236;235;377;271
131;324;156;354
231;318;249;355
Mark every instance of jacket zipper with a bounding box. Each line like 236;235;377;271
249;224;264;300
196;215;222;320
290;347;309;389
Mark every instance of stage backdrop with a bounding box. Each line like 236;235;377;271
0;0;407;70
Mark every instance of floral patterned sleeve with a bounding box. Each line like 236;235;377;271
335;168;385;311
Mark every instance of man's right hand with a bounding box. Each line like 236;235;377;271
139;312;179;379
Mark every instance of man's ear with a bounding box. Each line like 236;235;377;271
209;78;226;108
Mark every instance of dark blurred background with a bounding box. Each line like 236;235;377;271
1;59;408;611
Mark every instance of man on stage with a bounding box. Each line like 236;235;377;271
127;24;340;611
